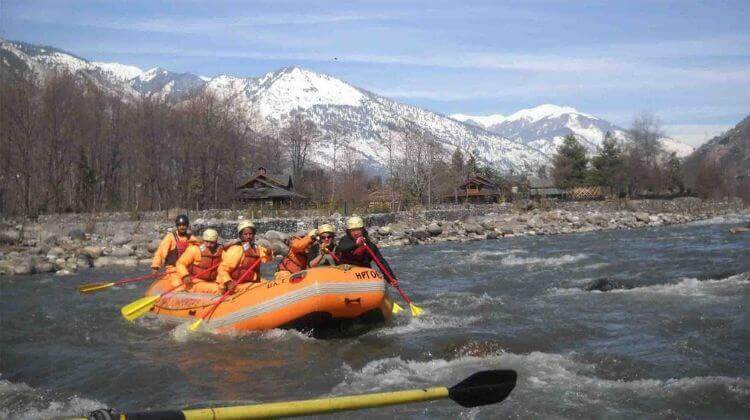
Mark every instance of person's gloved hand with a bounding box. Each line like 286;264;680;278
223;281;237;294
355;237;366;246
181;275;192;286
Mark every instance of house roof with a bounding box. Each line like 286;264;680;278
237;170;293;190
459;174;499;189
368;188;403;201
236;187;306;200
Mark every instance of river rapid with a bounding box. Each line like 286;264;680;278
1;215;749;419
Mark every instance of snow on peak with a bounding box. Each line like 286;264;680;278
138;67;164;83
506;104;593;123
450;113;507;128
253;66;365;118
92;62;143;81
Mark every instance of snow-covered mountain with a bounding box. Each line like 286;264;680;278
451;105;694;158
1;38;550;174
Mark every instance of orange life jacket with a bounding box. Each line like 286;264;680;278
164;232;191;266
230;243;261;283
189;244;223;281
277;239;309;274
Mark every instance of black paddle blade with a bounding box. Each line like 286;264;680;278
448;369;518;407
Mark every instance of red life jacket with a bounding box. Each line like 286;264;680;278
164;232;190;266
189;244;223;281
230;243;261;283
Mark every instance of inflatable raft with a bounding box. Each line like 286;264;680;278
144;265;393;333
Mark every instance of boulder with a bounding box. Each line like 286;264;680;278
68;228;86;240
33;261;56;273
411;227;430;240
110;246;134;257
486;231;500;240
79;246;103;259
147;239;161;253
427;223;443;236
0;229;21;244
47;246;65;257
635;212;650;223
377;226;392;236
268;239;289;256
55;269;74;276
94;257;138;268
76;257;93;269
111;233;132;246
463;223;484;235
13;260;34;275
264;230;289;242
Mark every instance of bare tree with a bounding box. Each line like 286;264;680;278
281;115;321;185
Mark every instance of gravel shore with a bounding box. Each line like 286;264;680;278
0;197;746;276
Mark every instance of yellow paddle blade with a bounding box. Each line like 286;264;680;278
188;318;203;331
409;303;424;317
392;302;404;314
77;282;115;294
120;295;160;322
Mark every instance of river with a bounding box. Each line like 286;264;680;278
1;215;749;419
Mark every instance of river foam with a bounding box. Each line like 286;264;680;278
333;351;750;416
0;378;104;420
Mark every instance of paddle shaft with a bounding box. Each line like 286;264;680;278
114;271;163;286
362;242;414;305
119;387;450;419
198;258;262;323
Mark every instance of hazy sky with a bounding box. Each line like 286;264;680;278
3;0;748;146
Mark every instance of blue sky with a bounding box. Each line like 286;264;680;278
3;0;749;146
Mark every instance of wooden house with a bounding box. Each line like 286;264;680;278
444;174;505;204
236;167;306;205
368;187;403;212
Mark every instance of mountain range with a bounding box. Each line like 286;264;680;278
451;105;694;158
1;38;694;175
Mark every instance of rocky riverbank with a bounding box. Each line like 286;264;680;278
0;198;746;276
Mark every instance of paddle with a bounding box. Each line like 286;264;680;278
87;369;517;419
77;271;164;294
120;263;219;322
362;241;422;316
187;258;262;331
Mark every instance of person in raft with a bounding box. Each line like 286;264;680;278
336;216;396;281
216;220;273;294
151;214;198;274
308;224;338;268
171;228;224;293
274;228;319;280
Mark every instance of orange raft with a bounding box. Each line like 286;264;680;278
144;265;393;333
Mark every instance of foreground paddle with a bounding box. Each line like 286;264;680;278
120;263;219;322
188;258;262;331
83;369;517;419
77;271;164;294
362;242;423;316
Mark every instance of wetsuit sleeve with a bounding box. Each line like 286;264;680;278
217;245;243;285
151;234;175;269
290;236;314;253
176;245;200;278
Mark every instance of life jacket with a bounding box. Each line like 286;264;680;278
230;242;261;283
164;232;190;266
277;238;309;274
189;243;223;281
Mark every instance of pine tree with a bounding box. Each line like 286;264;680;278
589;131;625;193
552;134;589;188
